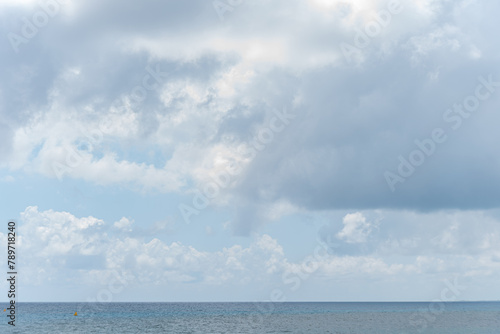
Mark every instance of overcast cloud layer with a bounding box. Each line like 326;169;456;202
0;0;500;302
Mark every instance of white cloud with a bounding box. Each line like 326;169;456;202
13;207;289;286
1;175;14;182
337;212;373;243
113;217;133;231
0;206;499;300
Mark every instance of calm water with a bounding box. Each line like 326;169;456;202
1;302;499;333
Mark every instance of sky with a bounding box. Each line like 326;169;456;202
0;0;500;302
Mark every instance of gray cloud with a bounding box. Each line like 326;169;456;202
1;0;500;234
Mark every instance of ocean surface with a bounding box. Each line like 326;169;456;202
1;302;499;333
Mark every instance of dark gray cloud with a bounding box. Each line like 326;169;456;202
233;54;500;215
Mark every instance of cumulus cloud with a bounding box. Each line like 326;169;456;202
11;207;291;286
0;206;496;296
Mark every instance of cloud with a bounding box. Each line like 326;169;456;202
0;0;499;237
113;217;133;231
4;206;500;290
0;206;499;301
337;212;374;243
0;175;15;182
10;206;290;286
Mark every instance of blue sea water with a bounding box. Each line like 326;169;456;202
0;302;499;333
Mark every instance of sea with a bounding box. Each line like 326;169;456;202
0;302;499;333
